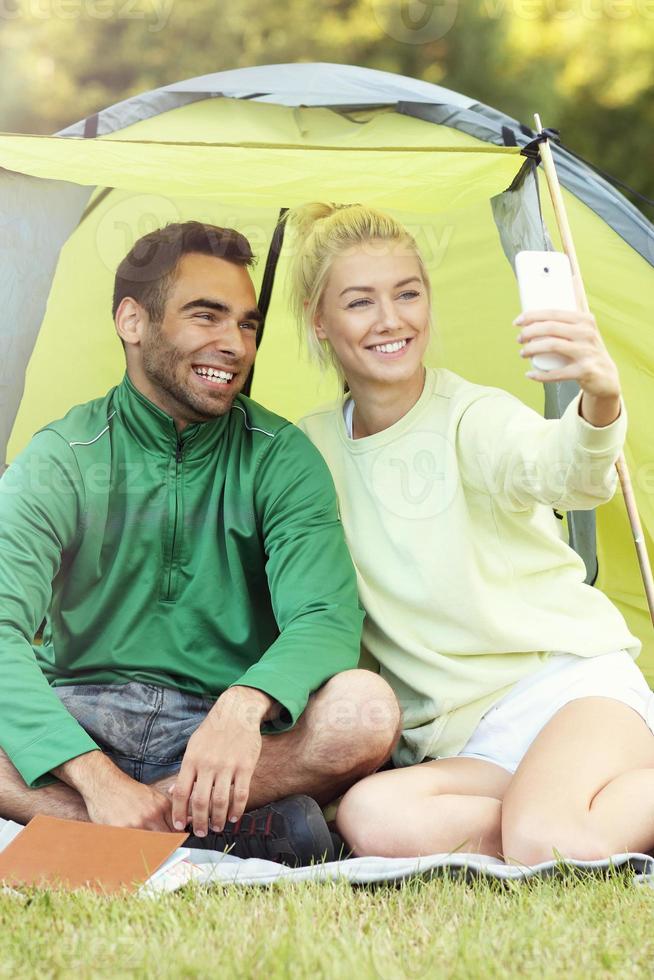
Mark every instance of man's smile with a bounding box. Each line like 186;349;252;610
191;364;236;387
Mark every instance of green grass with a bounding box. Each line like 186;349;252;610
1;872;653;978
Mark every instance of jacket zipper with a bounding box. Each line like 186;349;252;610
165;437;183;600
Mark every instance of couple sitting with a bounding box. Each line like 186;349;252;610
1;206;652;868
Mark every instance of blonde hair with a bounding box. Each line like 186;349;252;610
285;203;431;381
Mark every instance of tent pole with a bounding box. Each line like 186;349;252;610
534;113;654;628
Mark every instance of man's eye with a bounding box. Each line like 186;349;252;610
195;313;214;321
240;322;258;331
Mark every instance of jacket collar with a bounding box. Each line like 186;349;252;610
112;373;229;458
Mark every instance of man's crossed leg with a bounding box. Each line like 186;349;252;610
0;670;400;862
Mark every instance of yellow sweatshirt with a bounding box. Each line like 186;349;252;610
299;368;639;766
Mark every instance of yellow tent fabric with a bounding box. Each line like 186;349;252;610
0;134;517;209
2;97;652;679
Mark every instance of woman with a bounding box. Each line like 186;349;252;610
288;202;654;865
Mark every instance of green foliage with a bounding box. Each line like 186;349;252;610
0;0;652;210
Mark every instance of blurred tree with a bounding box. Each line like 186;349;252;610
0;0;651;211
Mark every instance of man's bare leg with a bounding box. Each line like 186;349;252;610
0;749;88;824
0;669;400;826
154;670;401;811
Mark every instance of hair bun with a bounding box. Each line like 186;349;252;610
286;202;358;246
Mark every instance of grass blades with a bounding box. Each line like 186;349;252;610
1;871;653;978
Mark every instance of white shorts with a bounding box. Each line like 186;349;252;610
458;650;654;775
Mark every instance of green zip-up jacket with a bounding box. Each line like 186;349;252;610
0;374;363;787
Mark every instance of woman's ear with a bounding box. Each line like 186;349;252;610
311;306;328;342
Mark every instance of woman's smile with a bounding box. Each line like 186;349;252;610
365;337;414;358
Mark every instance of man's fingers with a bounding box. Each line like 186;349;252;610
208;771;234;833
190;772;215;838
171;766;196;830
228;770;252;825
159;793;176;833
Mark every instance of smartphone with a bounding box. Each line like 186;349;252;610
515;250;577;372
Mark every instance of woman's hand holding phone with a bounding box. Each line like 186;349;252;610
513;250;621;426
515;308;621;426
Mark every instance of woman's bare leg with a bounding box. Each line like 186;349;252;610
502;697;654;865
336;756;512;858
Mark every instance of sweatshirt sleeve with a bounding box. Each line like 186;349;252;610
230;423;364;730
457;390;626;513
0;431;100;786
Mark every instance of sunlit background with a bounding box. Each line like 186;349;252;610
0;0;652;209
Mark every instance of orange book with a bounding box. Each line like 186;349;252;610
0;814;189;894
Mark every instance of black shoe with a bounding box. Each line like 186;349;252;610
183;794;335;867
330;830;353;861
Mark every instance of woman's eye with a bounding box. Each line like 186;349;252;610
399;290;420;300
347;298;372;309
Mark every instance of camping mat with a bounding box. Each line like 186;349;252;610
2;819;653;891
180;847;654;888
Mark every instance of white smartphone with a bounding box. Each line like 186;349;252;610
515;250;577;372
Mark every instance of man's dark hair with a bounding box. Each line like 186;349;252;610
112;221;256;324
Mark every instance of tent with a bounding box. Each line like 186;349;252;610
1;62;652;676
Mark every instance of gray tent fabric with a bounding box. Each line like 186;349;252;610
56;63;475;137
544;381;599;585
490;161;553;271
399;101;653;266
0;174;91;465
57;91;208;139
162;63;475;106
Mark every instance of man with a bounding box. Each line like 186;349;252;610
0;221;400;865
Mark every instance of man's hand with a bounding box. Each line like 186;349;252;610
170;686;275;837
54;751;173;832
515;309;621;427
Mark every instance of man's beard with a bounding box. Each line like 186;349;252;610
141;325;239;421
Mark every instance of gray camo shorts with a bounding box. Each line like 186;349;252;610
54;682;216;784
